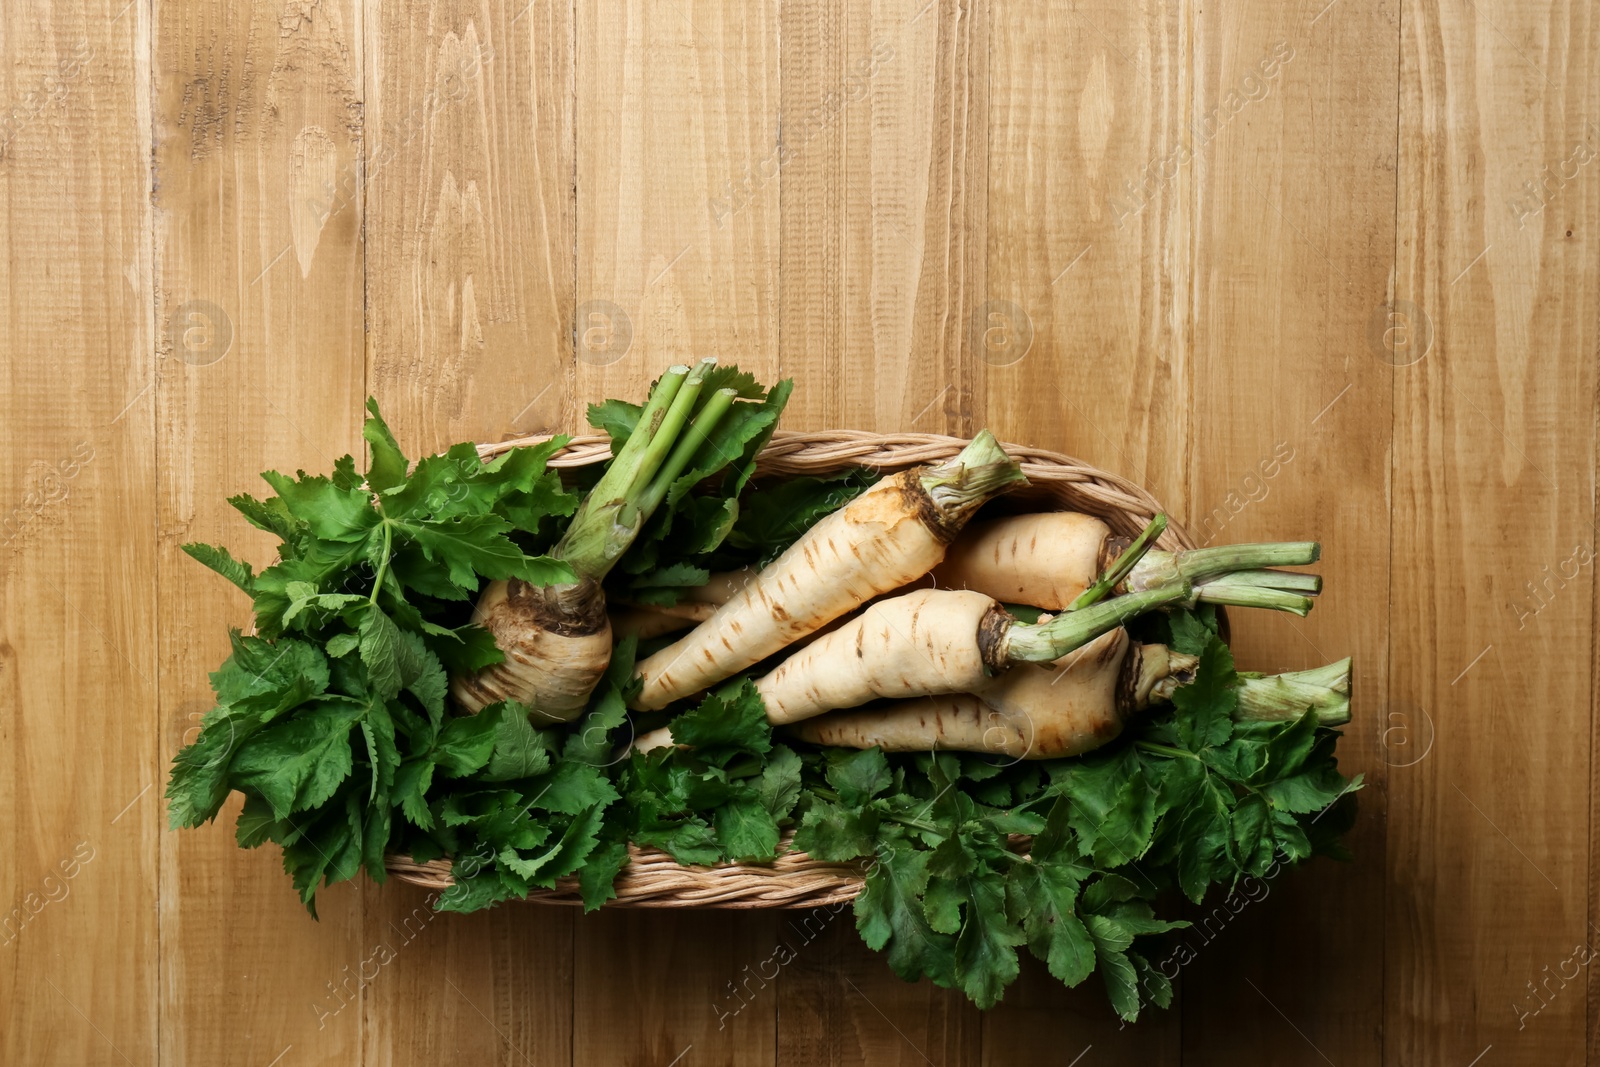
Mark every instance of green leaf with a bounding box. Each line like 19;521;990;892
588;398;643;449
1055;748;1156;868
721;469;874;565
481;704;553;782
1009;855;1096;987
668;680;772;757
359;606;426;701
756;745;803;819
231;699;364;819
434;703;505;777
1175;777;1236;902
578;836;630;911
1173;637;1237;751
208;633;330;717
715;795;780;861
430;624;504;675
401;513;576;590
182;542;256;594
1260;709;1321;782
260;470;379;542
1087;914;1142;1022
363;399;410;493
953;869;1025;1008
792;800;877;861
394;759;435;829
227;492;301;543
854;841;956;986
1261;761;1352;814
827;748;893;808
235;793;278;848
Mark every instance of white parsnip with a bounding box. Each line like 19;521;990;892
788;633;1352;759
630;433;1029;710
933;511;1322;615
754;585;1186;725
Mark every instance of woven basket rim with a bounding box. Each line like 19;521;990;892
386;428;1198;907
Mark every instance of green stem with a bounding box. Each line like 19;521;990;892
1070;513;1167;610
1135;740;1198;761
634;387;738;516
1204;568;1322;594
1196;585;1314;616
1004;585;1189;664
585;365;689;505
369;521;393;605
918;430;1029;530
621;359;713;504
553;362;724;582
1233;658;1352;726
1125;541;1321;615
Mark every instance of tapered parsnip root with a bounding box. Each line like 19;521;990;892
755;585;1186;724
630;432;1030;711
609;601;718;640
779;628;1168;757
932;511;1323;616
787;694;1029;757
789;641;1353;759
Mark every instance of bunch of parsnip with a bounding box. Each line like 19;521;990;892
169;367;1359;1021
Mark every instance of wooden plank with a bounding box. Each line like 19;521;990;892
1179;3;1400;1063
0;3;157;1064
570;0;783;1061
983;0;1191;510
978;0;1190;1057
151;0;369;1063
360;0;578;1062
777;0;987;437
1388;0;1598;1062
981;0;1189;1055
774;1;987;1062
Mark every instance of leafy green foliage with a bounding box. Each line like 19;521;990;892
169;400;589;914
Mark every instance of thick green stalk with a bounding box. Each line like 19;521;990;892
1003;585;1189;664
1234;658;1352;726
918;430;1029;529
1070;513;1167;610
635;387;739;517
554;362;718;581
620;359;714;505
1126;541;1321;615
584;364;688;505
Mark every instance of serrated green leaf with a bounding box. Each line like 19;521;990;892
362;399;409;493
183;542;256;594
231;699;363;819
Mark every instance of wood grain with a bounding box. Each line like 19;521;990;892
1180;2;1400;1063
0;3;158;1064
151;1;369;1064
360;0;578;1062
570;1;785;1060
777;0;987;437
982;0;1189;1057
1389;0;1598;1062
5;0;1600;1061
774;1;988;1061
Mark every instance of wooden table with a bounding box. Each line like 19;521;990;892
2;0;1595;1063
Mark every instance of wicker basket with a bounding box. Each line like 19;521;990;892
385;430;1198;908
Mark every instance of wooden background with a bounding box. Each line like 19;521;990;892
2;0;1596;1062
